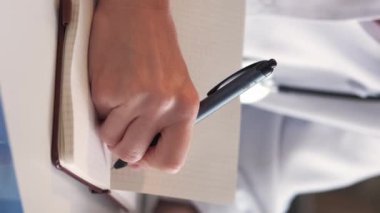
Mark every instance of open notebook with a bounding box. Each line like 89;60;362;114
52;0;245;209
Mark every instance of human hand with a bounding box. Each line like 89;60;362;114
89;0;199;173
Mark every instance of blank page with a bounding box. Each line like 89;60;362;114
110;0;245;204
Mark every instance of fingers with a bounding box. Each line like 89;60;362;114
97;84;199;172
110;116;160;164
99;105;138;148
140;121;194;173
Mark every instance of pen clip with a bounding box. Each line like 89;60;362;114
207;61;261;96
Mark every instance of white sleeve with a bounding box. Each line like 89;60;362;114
193;105;380;213
248;0;380;20
239;105;380;212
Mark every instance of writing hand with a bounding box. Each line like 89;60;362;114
89;0;199;173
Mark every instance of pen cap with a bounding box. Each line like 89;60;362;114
256;59;277;77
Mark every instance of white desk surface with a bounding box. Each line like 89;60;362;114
0;1;126;212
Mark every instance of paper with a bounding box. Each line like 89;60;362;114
60;0;111;189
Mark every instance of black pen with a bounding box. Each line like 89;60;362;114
113;59;277;169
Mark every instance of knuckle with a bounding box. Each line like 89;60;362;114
157;96;175;111
99;129;116;147
120;150;143;163
91;85;115;112
145;90;174;112
175;91;199;119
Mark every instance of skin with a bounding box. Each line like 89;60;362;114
89;0;199;173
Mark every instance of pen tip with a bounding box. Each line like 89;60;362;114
113;160;128;169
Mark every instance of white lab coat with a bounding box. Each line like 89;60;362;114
195;1;380;212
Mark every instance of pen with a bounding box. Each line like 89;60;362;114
113;59;277;169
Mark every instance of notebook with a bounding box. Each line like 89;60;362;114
52;0;245;208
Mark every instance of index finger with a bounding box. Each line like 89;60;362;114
140;121;194;173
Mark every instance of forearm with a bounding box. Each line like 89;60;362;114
98;0;170;11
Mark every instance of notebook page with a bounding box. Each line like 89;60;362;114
61;0;111;189
59;0;79;162
111;0;245;204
